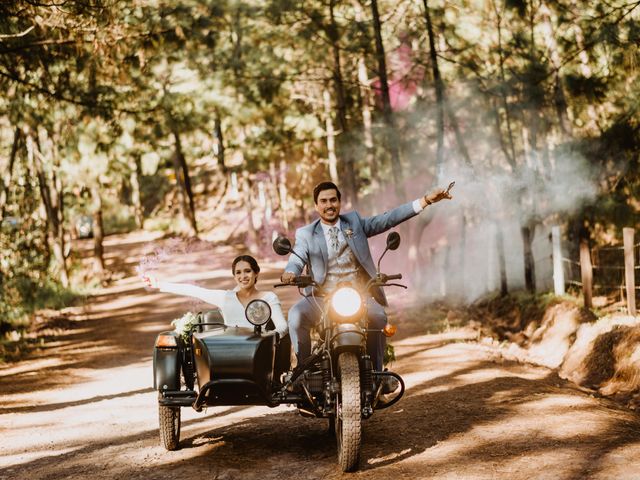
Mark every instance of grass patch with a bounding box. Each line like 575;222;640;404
104;211;138;235
144;216;180;233
389;301;471;339
0;279;87;363
468;291;580;341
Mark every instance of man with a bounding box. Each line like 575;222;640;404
281;181;452;376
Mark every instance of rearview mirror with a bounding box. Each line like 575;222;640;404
386;232;401;251
272;236;292;256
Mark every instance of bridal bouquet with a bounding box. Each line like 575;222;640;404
171;311;198;341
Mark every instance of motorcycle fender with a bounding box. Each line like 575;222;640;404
330;324;365;353
153;332;181;391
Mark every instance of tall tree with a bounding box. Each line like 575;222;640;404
369;0;404;199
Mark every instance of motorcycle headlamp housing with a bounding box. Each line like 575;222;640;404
328;286;364;323
245;299;272;326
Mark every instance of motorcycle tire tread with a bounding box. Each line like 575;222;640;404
337;352;361;472
159;404;181;451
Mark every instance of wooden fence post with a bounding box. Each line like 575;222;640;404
623;227;636;316
580;239;593;309
552;226;565;295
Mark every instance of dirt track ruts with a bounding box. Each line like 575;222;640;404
2;232;640;480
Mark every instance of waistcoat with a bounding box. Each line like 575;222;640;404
323;238;365;292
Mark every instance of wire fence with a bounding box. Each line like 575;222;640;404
421;224;636;312
561;239;640;307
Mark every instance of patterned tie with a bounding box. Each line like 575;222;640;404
329;226;340;251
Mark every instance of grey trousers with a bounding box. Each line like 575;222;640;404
288;296;387;371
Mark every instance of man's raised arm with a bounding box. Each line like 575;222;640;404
362;184;454;237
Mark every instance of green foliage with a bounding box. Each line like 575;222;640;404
0;277;85;334
505;0;527;18
383;343;396;366
0;0;638;341
103;210;137;235
144;216;182;234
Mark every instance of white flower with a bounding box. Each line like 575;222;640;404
171;311;198;340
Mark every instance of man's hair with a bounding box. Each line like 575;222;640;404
313;181;341;204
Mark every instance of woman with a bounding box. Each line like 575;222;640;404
141;255;288;338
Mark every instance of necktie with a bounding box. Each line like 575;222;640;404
329;226;340;251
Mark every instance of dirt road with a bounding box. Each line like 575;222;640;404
2;233;640;480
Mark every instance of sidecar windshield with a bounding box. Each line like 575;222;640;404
203;308;224;324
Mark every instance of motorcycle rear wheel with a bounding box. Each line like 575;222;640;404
159;403;181;451
336;352;361;472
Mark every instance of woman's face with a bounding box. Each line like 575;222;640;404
233;260;258;290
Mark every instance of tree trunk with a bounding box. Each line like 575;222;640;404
496;223;508;296
243;173;260;250
0;127;20;220
27;132;69;287
357;57;379;191
90;184;106;278
492;1;518;171
171;129;198;236
521;224;536;292
328;0;357;206
538;3;571;139
214;112;228;173
130;155;144;229
323;88;340;183
370;0;404;199
444;100;474;170
423;0;446;180
278;159;289;231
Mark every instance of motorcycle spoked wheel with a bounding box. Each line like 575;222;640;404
335;352;362;472
158;396;181;451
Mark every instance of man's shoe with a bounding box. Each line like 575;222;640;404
380;376;399;394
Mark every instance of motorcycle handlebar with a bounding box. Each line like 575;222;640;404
274;275;315;288
366;273;404;291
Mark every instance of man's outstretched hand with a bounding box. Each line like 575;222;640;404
421;182;454;208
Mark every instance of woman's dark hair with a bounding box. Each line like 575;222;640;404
232;255;260;275
313;181;341;204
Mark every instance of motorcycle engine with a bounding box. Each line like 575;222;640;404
303;370;324;394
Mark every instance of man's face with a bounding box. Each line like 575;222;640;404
315;189;341;224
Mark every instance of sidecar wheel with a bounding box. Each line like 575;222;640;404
336;352;361;472
159;403;181;451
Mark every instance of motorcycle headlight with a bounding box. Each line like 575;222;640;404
328;286;364;323
245;299;271;326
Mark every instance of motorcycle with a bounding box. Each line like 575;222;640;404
152;231;406;472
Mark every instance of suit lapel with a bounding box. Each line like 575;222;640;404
340;216;362;263
313;221;328;267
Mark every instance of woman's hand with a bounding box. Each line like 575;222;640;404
140;273;159;289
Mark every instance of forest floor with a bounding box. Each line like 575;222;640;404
2;231;640;480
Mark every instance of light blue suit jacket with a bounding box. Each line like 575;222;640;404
285;201;418;306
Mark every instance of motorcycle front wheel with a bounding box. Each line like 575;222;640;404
159;402;181;451
336;352;361;472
